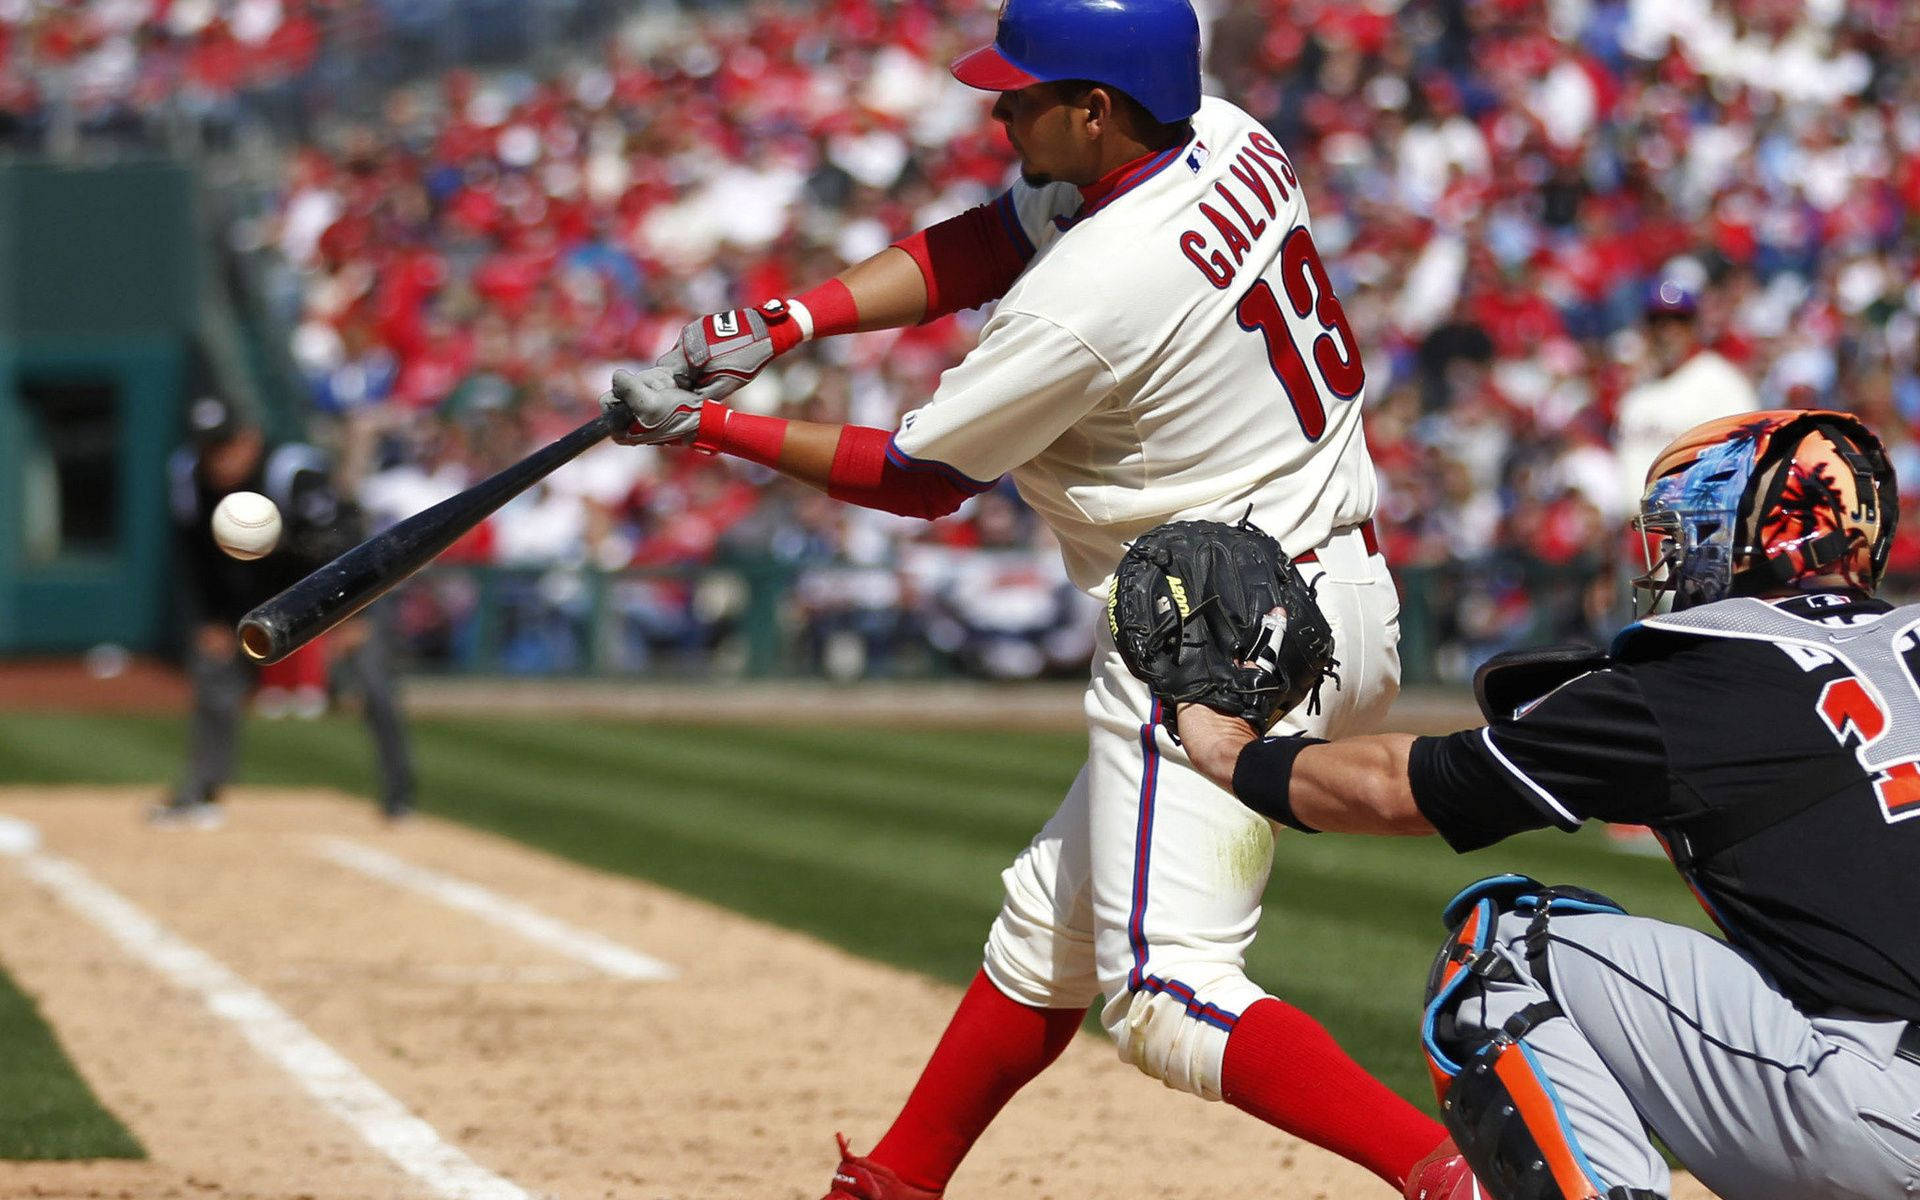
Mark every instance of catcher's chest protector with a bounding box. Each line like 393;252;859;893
1625;596;1920;781
1606;593;1920;1022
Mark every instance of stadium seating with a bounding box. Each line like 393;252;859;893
9;0;1917;680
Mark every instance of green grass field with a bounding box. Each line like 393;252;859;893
0;965;143;1159
0;708;1709;1156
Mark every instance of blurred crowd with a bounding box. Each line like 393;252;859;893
259;0;1089;678
0;0;324;145
0;0;626;149
1213;0;1920;674
9;0;1920;680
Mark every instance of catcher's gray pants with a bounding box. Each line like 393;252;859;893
1458;910;1920;1199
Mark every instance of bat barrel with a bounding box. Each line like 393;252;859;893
239;608;289;663
237;549;379;664
237;409;626;664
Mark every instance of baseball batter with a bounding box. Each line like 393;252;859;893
600;1;1468;1196
1173;410;1920;1200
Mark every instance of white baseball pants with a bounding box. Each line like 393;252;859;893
982;524;1401;1097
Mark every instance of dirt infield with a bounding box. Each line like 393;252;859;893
0;787;1715;1200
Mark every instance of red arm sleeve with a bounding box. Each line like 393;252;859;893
826;424;989;520
692;409;989;521
894;193;1034;323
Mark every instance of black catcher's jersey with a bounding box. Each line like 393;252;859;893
1410;593;1920;1022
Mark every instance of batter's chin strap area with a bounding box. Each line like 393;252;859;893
1422;876;1657;1200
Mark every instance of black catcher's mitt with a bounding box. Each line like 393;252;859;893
1109;517;1337;731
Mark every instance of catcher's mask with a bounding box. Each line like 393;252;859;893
1630;409;1897;614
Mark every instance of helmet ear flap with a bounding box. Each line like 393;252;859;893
1844;421;1900;582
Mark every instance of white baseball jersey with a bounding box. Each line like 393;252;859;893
891;96;1378;590
870;100;1402;1109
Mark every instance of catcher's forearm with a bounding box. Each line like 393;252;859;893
1176;704;1259;791
1285;734;1433;835
1184;704;1434;836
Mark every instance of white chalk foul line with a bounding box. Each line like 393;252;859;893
313;837;678;983
0;826;529;1200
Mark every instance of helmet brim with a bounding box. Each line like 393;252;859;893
950;44;1043;93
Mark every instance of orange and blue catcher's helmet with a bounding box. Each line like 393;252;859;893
1632;409;1898;612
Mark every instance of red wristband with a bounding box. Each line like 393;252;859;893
761;301;805;355
692;401;788;467
793;278;859;339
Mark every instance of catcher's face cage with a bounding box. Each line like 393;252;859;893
1631;411;1898;614
1629;506;1732;615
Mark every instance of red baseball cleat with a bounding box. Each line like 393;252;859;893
1404;1138;1488;1200
821;1134;944;1200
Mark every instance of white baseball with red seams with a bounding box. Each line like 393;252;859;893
210;490;282;560
889;96;1401;1098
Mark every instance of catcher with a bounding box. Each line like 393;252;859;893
1118;409;1920;1200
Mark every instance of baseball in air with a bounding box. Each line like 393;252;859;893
211;491;282;560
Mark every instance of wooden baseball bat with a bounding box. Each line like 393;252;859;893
237;409;627;664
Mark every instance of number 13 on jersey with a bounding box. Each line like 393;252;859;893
1235;227;1365;440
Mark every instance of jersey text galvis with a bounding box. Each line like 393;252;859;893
1179;132;1301;289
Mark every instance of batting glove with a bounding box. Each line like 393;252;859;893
600;366;704;447
659;300;805;400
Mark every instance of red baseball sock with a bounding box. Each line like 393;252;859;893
866;970;1085;1191
1222;997;1446;1188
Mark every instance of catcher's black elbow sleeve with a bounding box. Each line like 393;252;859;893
1232;735;1330;833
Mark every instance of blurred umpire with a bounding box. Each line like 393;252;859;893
160;395;414;826
1174;410;1920;1200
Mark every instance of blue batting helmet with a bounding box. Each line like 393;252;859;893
950;0;1202;124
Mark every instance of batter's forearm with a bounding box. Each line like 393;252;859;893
820;199;1030;331
834;246;930;330
692;409;972;520
768;419;843;488
689;404;841;488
